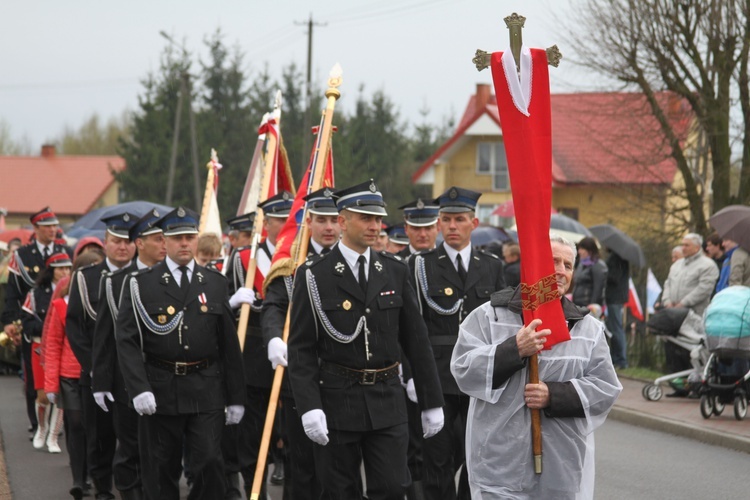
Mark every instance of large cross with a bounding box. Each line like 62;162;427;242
472;13;562;71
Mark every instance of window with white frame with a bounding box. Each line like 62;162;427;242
476;142;509;191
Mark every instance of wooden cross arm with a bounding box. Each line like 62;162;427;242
472;45;562;72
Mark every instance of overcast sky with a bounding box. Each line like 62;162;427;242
1;0;598;150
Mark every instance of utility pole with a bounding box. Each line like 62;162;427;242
160;31;201;210
295;14;326;163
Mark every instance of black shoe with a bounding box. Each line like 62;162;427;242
95;493;116;500
270;461;284;485
70;486;84;500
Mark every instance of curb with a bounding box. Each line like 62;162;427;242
609;405;750;454
0;427;11;499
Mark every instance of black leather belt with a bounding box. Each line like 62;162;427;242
146;356;211;376
321;362;400;385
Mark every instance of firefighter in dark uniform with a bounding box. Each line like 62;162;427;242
91;208;166;500
226;190;293;499
394;198;440;500
409;187;505;500
2;207;71;436
385;223;409;254
261;187;341;500
287;180;445;500
115;207;245;500
68;211;137;500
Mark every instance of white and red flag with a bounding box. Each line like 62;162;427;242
625;277;644;321
199;149;224;240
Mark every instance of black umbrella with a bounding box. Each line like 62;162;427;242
709;205;750;252
550;213;592;237
589;224;646;268
68;201;173;236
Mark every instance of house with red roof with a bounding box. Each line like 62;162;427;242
0;145;125;229
412;84;697;235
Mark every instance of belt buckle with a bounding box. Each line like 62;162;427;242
174;362;188;376
360;369;377;385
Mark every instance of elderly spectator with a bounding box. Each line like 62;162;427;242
671;246;684;263
451;235;621;499
662;233;719;316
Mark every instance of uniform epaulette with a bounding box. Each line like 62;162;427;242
78;262;101;273
417;247;437;257
304;253;326;268
477;249;501;260
379;251;407;265
109;265;131;277
205;265;224;275
131;267;152;277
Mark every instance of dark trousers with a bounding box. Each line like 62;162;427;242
314;423;409;500
22;338;37;430
141;411;225;500
282;395;320;500
405;397;424;483
221;416;242;499
238;385;271;496
422;394;470;500
113;400;142;493
64;407;88;489
606;302;628;367
81;383;116;493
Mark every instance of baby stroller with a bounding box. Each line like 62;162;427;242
641;307;708;401
699;286;750;420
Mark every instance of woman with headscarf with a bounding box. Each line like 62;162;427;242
21;252;72;453
572;237;608;311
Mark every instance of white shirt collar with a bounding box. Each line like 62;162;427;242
36;240;52;255
442;242;471;272
136;258;151;270
337;241;370;280
310;239;324;255
105;258;125;272
166;256;195;276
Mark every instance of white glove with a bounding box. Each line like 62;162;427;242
225;405;245;425
93;391;114;412
421;407;444;438
301;409;329;446
229;287;256;309
133;391;157;416
267;337;288;369
46;393;56;405
405;379;418;404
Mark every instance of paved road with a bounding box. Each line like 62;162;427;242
596;419;749;499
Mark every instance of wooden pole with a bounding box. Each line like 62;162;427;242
198;149;217;234
249;64;342;500
236;92;282;353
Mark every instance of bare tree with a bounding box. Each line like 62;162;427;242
563;0;750;234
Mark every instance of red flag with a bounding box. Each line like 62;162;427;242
626;277;644;321
264;124;335;291
490;48;570;348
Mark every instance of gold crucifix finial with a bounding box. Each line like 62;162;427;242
472;12;562;72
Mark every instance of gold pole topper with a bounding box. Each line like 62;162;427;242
472;12;562;71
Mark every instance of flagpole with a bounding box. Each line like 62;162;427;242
199;148;219;235
249;63;342;500
237;92;282;353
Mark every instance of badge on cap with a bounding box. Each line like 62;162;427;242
342;300;352;311
282;192;290;201
369;181;377;193
177;207;186;217
167;305;175;315
416;199;425;209
153;209;160;217
445;287;454;296
449;188;458;200
123;213;130;222
158;315;167;324
323;188;332;197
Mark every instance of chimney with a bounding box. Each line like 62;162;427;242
41;144;56;158
475;83;491;113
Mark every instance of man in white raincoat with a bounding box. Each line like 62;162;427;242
450;236;621;499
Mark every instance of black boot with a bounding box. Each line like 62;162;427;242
270;459;284;485
69;486;84;500
406;480;426;500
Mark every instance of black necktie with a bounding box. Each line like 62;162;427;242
42;246;50;263
321;247;331;255
179;266;190;294
357;255;367;294
456;254;467;285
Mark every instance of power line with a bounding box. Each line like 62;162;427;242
0;77;139;91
